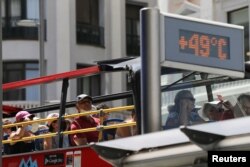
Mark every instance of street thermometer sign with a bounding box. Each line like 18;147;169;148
160;13;245;78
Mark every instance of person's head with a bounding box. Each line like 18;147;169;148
96;103;109;110
15;110;39;133
3;119;12;135
46;113;59;132
95;103;110;119
237;94;250;115
174;90;195;112
202;101;223;121
15;110;35;123
76;94;93;112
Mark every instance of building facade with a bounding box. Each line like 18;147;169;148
2;0;250;115
2;0;156;110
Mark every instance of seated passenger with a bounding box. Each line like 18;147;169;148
70;94;100;146
9;111;36;154
202;101;234;122
2;119;14;155
115;110;137;139
234;94;250;117
95;103;115;141
95;103;110;121
165;90;204;129
34;124;49;151
43;113;69;150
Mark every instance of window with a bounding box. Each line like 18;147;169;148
126;4;143;56
76;64;101;97
76;0;104;46
2;0;43;40
3;61;39;101
228;7;249;61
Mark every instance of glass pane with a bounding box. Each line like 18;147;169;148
90;75;100;96
1;0;5;17
228;8;249;61
26;62;38;69
83;77;90;95
76;65;101;97
11;0;21;17
228;8;248;24
25;70;39;100
162;86;207;129
5;71;23;82
76;0;90;23
5;63;23;70
27;0;39;19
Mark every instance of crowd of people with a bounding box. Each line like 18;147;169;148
2;93;137;155
2;90;250;155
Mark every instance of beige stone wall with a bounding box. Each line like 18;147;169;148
168;0;200;13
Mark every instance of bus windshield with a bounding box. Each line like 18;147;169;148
161;70;250;130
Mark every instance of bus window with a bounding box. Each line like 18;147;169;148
161;72;250;130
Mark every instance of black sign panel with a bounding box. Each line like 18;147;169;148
44;153;64;166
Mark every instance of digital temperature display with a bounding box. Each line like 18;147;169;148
161;13;244;77
179;30;230;60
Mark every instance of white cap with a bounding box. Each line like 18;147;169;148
76;94;92;102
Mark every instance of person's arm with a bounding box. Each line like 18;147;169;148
73;136;88;146
43;137;52;150
179;100;189;126
116;126;131;138
71;122;88;146
9;126;26;140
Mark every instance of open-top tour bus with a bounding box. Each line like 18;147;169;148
2;8;250;167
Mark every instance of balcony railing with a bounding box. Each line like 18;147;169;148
3;26;38;40
2;17;46;40
126;34;140;56
76;22;104;47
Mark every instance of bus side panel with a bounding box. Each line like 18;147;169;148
83;148;112;167
3;147;111;167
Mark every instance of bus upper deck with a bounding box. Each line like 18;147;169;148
2;56;250;167
2;9;250;167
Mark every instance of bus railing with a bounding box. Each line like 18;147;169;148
3;66;100;91
3;105;135;145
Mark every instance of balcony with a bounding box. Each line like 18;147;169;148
76;22;104;47
2;17;46;40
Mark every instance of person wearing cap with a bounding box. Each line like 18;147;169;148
70;94;100;146
165;90;204;129
43;113;69;150
8;111;36;154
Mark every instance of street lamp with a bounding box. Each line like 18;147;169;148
16;0;45;107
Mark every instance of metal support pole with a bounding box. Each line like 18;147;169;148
58;79;69;148
39;0;45;106
131;69;142;134
140;8;161;133
0;0;3;165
